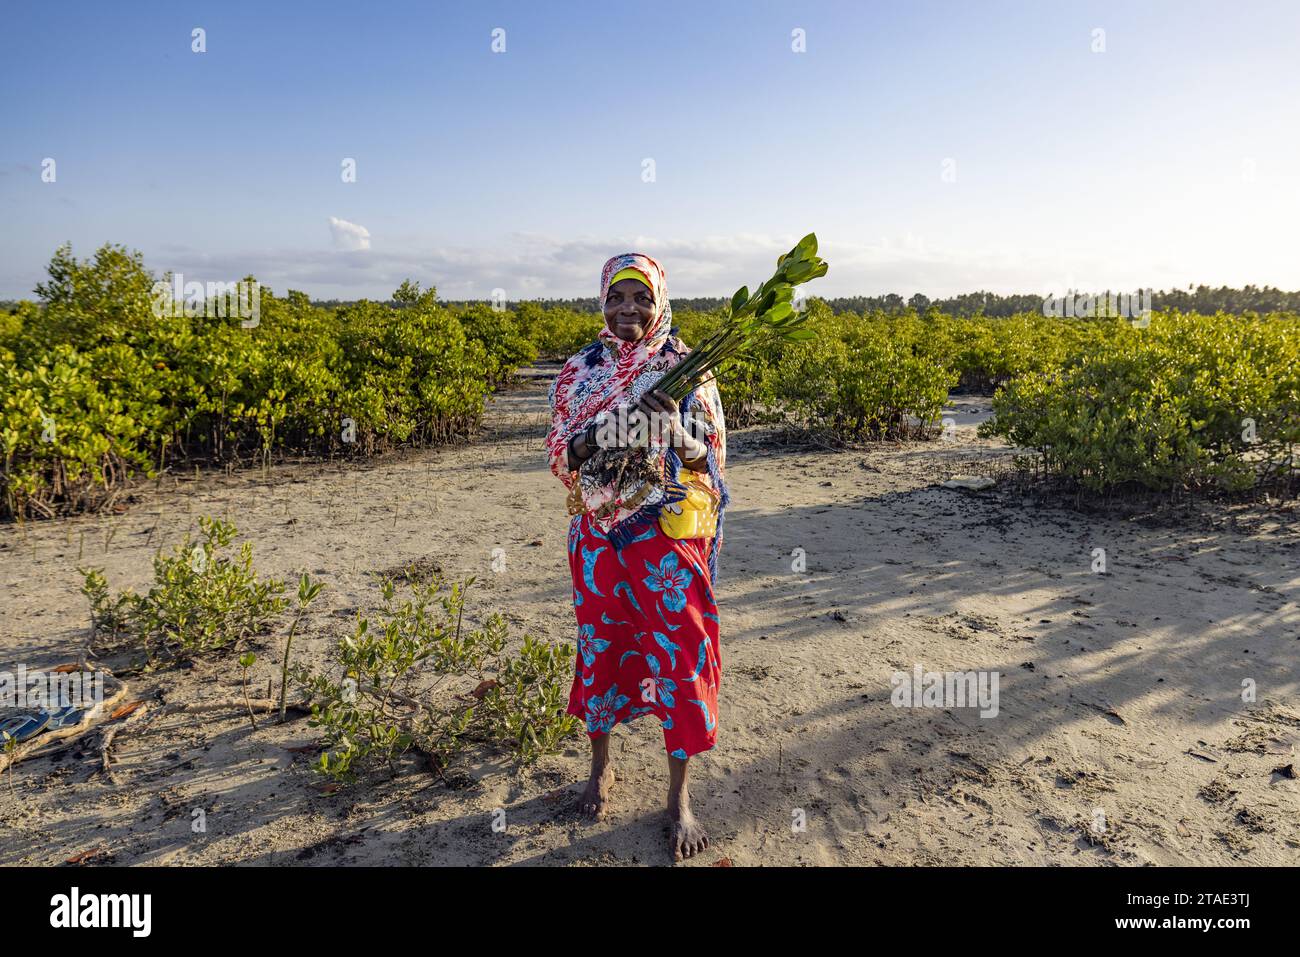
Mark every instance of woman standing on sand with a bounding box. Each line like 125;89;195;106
545;252;728;861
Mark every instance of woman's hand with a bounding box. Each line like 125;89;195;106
637;390;709;469
636;389;683;445
569;393;708;471
567;409;624;470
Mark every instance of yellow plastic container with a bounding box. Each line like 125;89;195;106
659;476;719;539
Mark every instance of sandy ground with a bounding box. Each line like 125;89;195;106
1;366;1297;867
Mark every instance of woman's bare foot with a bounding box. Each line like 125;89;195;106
669;800;710;861
667;752;710;861
579;734;614;819
579;764;615;819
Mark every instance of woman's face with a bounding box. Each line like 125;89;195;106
603;277;656;342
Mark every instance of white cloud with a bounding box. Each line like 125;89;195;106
328;216;371;252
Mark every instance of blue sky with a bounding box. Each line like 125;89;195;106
3;0;1298;300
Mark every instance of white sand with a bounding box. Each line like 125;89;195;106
1;366;1296;866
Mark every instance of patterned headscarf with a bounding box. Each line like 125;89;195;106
546;252;729;574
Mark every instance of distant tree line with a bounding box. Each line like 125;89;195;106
430;285;1300;317
9;285;1300;318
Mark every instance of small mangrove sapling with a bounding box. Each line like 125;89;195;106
279;572;323;722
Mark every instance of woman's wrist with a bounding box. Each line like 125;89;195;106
680;434;708;469
568;421;600;468
567;430;587;469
